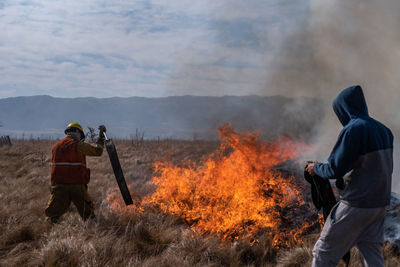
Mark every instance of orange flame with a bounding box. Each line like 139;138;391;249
107;124;318;247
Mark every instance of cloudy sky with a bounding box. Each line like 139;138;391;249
0;0;309;98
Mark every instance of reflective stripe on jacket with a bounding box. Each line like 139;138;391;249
51;137;89;185
52;162;87;167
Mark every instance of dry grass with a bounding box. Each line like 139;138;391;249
0;140;399;266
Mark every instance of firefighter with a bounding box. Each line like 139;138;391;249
45;122;106;223
306;85;393;267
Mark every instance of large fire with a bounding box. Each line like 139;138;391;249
107;124;318;247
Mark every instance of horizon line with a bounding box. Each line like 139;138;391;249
0;94;316;100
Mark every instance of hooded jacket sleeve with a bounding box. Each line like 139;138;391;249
313;125;362;179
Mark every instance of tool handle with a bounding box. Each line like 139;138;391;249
103;132;109;141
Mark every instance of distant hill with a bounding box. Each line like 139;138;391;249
0;95;323;140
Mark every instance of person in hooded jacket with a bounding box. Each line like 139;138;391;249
306;85;393;267
45;122;106;223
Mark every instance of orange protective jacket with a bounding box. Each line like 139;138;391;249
51;137;89;185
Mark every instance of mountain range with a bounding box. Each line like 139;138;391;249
0;95;323;140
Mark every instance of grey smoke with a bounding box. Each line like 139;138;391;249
265;0;400;192
168;1;400;191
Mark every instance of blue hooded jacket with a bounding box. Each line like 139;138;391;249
313;85;393;208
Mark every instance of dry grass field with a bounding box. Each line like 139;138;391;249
0;139;399;267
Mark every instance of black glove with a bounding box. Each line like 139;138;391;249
96;125;106;146
98;125;107;139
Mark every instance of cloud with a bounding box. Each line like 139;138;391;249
0;0;309;98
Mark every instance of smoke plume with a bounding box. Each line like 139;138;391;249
167;1;400;191
265;0;400;191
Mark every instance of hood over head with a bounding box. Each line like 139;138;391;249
333;85;369;126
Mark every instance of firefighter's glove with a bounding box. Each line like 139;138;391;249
98;125;107;138
97;125;106;146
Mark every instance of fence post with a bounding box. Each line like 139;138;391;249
6;136;12;146
0;136;12;147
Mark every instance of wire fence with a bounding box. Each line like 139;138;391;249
0;136;12;147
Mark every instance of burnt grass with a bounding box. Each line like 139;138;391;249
0;140;399;267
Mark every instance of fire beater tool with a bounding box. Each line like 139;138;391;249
304;162;350;266
104;132;133;205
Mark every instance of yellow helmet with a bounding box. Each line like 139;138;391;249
65;122;83;132
65;122;85;140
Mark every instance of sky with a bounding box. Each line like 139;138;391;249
0;0;309;98
2;0;400;192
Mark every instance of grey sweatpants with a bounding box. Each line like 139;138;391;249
312;201;386;267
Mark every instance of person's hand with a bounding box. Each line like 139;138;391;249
98;125;106;138
306;161;318;176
